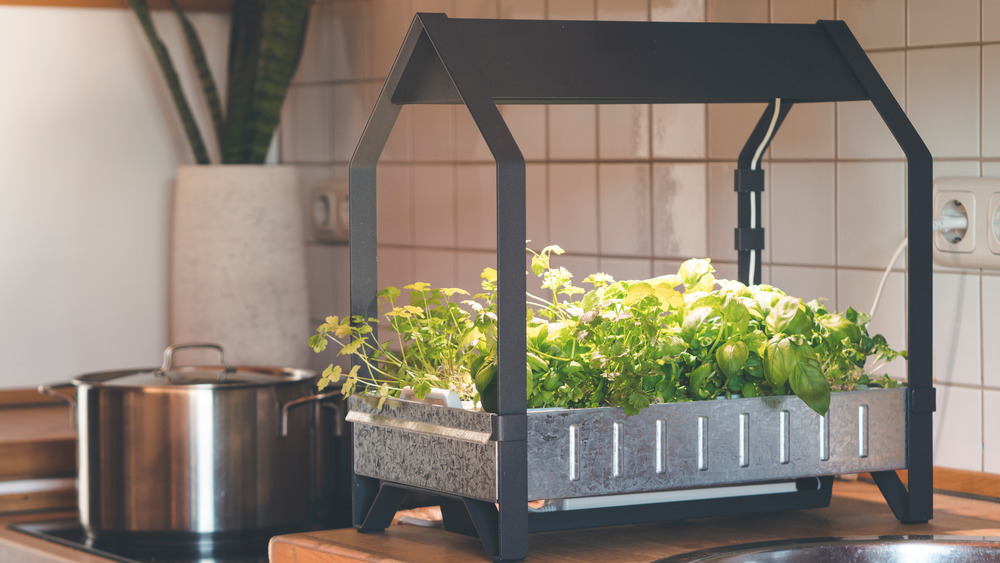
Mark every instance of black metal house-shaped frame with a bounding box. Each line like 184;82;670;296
348;14;935;562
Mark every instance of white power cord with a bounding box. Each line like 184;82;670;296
869;215;969;320
869;237;908;320
748;98;781;286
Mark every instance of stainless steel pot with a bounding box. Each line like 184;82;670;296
40;343;339;543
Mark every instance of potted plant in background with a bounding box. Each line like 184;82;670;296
128;0;313;367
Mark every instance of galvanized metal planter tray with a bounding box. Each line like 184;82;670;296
348;388;906;503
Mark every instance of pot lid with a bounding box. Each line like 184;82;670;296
102;367;282;387
95;343;304;388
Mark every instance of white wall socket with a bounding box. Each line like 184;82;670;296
932;176;1000;270
310;178;349;243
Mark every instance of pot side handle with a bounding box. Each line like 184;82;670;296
37;382;76;427
280;390;341;437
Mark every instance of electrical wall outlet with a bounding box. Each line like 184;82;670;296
932;177;1000;270
311;178;349;243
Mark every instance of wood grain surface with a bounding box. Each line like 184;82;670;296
269;480;1000;563
0;405;75;481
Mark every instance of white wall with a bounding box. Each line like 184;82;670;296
0;6;228;387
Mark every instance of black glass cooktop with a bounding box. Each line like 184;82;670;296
7;520;269;563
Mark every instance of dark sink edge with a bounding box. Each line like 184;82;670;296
653;534;1000;562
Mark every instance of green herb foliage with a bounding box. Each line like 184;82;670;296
310;246;904;416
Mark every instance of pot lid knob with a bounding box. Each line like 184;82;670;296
155;343;235;381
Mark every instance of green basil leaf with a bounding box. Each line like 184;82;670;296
787;346;830;416
678;258;714;291
764;336;793;388
817;313;862;349
681;306;713;342
715;339;749;378
765;296;812;336
722;295;751;335
689;363;713;399
660;332;688;357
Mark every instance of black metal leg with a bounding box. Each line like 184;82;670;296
354;479;408;533
463;498;508;562
440;497;479;537
871;470;930;524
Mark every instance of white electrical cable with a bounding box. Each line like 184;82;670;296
870;214;972;320
869;237;908;321
748;98;781;286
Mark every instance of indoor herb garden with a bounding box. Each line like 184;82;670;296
309;246;904;417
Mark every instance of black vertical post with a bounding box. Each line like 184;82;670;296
347;18;422;529
735;101;792;285
419;13;529;561
821;19;935;524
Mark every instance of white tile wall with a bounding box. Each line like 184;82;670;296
986;0;1000;42
652;104;706;159
770;163;836;266
331;0;372;81
549;105;597;160
837;51;906;160
414;248;458;288
934;385;983;471
982;276;1000;388
500;0;546;20
412;105;455;161
770;0;834;24
908;0;980;46
599;256;653;281
651;0;705;22
707;0;767;23
769;103;836;160
599;163;652;256
376;164;414;245
412;164;454;246
333;83;371;163
836;162;907;269
297;0;1000;476
933;272;982;386
707;103;769;159
526;164;550;246
599;105;651;160
548;0;595;19
907;46;980;158
282;85;334;163
456;164;498;249
598;0;649;21
549;164;599;254
502;104;548;160
371;0;414;78
770;265;837;309
652;163;708;259
983;45;1000;158
985;390;1000;473
377;246;415;296
837;0;906;50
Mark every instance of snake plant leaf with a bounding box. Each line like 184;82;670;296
126;0;210;164
168;0;225;152
223;0;311;164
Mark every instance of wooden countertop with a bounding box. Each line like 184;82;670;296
268;480;1000;562
0;404;76;514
